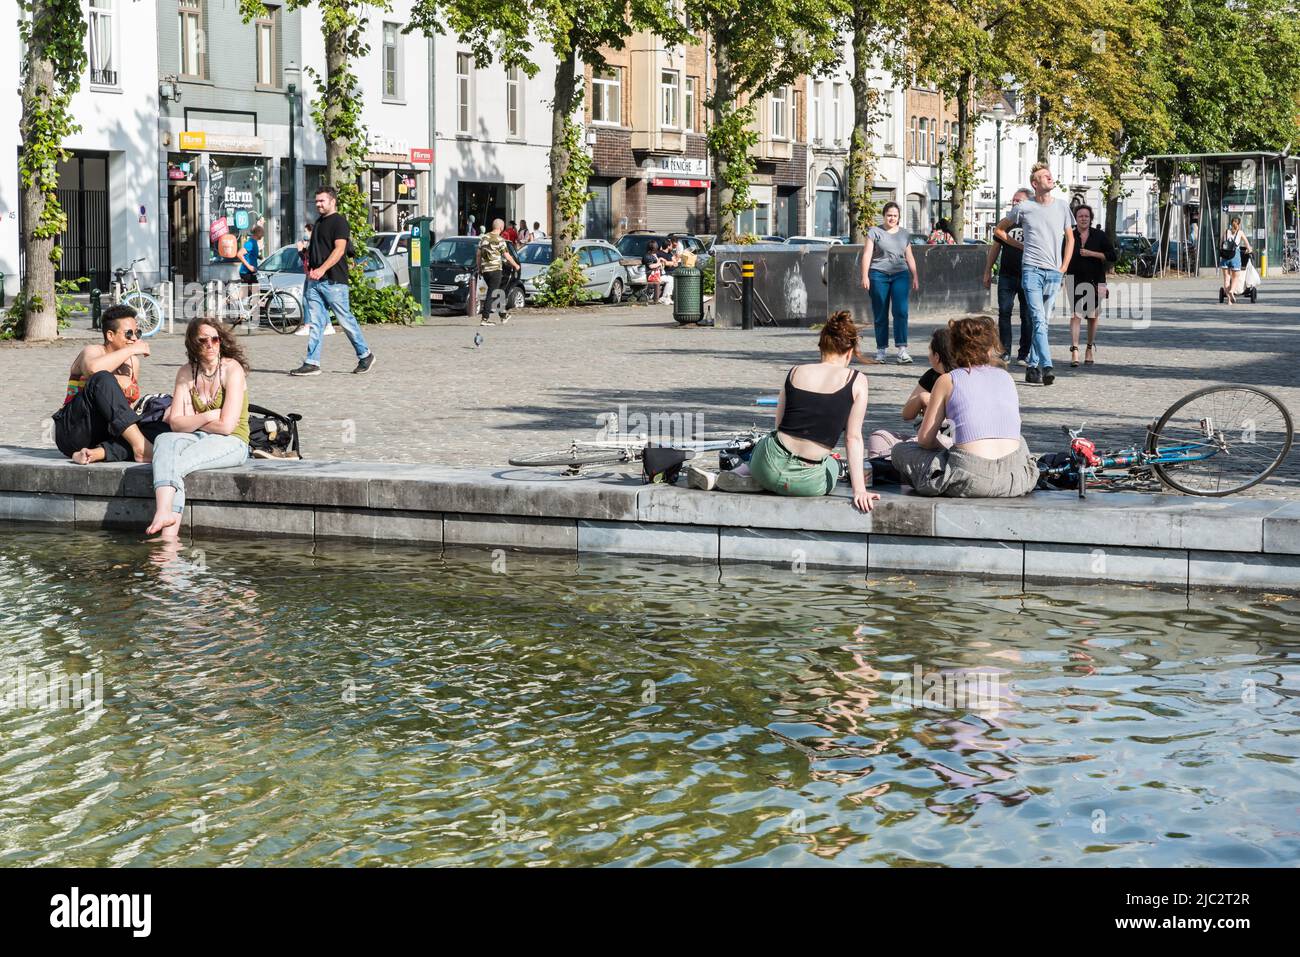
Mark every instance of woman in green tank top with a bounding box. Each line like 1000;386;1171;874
146;319;252;540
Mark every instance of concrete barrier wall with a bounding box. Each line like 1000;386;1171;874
2;446;1298;595
711;244;993;328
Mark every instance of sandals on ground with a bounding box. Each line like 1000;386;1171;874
1070;345;1080;368
1085;343;1095;365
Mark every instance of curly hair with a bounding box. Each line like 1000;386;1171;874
947;315;1003;370
185;317;250;373
819;310;862;359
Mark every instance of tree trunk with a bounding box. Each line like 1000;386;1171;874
1105;160;1123;236
1156;167;1173;275
846;17;876;243
950;72;971;239
323;17;351;187
1036;97;1050;164
19;41;57;341
711;37;737;243
550;50;580;256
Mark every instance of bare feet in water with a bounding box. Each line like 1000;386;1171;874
71;447;106;465
145;511;182;540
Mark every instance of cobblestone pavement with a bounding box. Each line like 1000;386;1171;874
4;275;1298;500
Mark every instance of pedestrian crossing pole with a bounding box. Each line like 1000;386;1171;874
741;260;755;330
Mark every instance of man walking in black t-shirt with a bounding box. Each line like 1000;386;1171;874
983;188;1031;363
290;186;375;376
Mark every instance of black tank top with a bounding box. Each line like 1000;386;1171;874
779;366;860;449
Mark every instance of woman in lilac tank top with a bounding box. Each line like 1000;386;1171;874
891;316;1039;497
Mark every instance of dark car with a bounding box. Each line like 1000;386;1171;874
615;232;711;263
426;236;526;315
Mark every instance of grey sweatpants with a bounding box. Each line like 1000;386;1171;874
891;437;1039;498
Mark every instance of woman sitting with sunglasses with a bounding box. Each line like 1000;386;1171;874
146;319;251;540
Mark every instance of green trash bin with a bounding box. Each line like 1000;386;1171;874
672;266;702;324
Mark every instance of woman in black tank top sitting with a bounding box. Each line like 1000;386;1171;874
694;312;877;511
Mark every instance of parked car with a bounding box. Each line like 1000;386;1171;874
517;239;630;304
423;236;526;315
257;244;402;318
1115;234;1156;276
786;235;844;246
615;232;712;289
368;231;412;288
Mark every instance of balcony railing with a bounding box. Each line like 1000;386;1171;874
90;67;118;86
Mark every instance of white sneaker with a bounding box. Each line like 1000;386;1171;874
293;324;310;336
896;347;913;364
875;349;888;364
685;464;718;491
324;323;336;335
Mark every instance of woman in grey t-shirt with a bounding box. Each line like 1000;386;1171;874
859;202;920;364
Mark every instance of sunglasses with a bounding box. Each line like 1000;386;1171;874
197;335;221;346
122;329;140;340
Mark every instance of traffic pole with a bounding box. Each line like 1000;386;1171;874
741;260;754;330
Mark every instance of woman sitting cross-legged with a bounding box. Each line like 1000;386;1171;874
890;315;1039;498
690;311;878;512
146;319;251;540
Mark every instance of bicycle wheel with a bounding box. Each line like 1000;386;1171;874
264;290;301;334
508;447;631;469
1150;386;1294;496
124;292;163;338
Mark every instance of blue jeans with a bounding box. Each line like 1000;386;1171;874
1020;266;1063;369
305;278;370;367
997;271;1030;359
868;269;910;349
152;432;249;512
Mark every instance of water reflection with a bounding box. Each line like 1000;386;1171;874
0;525;1296;867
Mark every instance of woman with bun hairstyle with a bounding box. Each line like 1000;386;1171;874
702;311;877;511
890;315;1039;497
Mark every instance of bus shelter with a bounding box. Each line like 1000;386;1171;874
1147;151;1290;276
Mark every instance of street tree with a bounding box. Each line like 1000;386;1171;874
12;1;86;341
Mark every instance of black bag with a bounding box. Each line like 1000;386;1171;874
248;404;303;459
1035;451;1075;490
642;446;689;484
133;393;172;424
1219;236;1237;261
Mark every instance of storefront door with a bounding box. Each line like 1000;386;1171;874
458;182;514;235
54;153;110;291
169;183;199;283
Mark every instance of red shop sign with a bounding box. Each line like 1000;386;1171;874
410;148;433;165
650;178;709;188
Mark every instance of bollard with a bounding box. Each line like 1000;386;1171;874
90;288;102;330
741;260;755;330
0;273;5;309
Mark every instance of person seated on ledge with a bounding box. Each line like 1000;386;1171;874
867;326;956;459
689;311;879;512
146;319;251;540
52;304;163;464
890;315;1039;498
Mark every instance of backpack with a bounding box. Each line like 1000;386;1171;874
642;446;690;484
248;403;303;459
1219;233;1238;261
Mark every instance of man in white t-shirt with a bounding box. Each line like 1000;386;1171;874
993;163;1075;385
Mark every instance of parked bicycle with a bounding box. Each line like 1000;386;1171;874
510;416;764;475
1039;385;1293;498
224;281;302;335
109;257;164;338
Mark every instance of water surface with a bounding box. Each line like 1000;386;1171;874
0;526;1296;866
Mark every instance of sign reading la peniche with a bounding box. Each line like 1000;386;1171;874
178;131;264;154
651;156;708;177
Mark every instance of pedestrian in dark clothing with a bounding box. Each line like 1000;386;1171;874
983;188;1032;362
1066;204;1116;366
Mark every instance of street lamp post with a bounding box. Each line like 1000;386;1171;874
984;101;1009;232
937;146;945;225
285;60;301;245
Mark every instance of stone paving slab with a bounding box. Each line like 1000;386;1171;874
4;276;1297;502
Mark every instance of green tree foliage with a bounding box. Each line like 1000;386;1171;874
15;0;86;341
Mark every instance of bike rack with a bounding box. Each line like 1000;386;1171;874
717;257;777;325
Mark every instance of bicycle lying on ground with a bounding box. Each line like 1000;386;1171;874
109;257;164;338
510;417;765;475
1039;385;1293;498
224;282;302;334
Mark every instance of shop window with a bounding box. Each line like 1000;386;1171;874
207;155;267;264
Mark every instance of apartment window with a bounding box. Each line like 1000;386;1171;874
684;76;697;132
1017;142;1027;186
660;70;679;128
88;0;117;86
506;67;521;137
909;117;917;160
881;93;895;154
382;22;403;100
919;118;928;163
772;87;787;140
178;0;205;79
255;8;279;88
812;82;822;142
456;53;472;133
832;84;842;142
930;122;937;164
592;67;621;125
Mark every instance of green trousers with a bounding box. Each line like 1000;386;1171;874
748;432;839;496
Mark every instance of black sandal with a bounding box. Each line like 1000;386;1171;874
1085;343;1095;365
1070;345;1080;368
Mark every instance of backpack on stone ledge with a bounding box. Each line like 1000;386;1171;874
248;404;303;460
